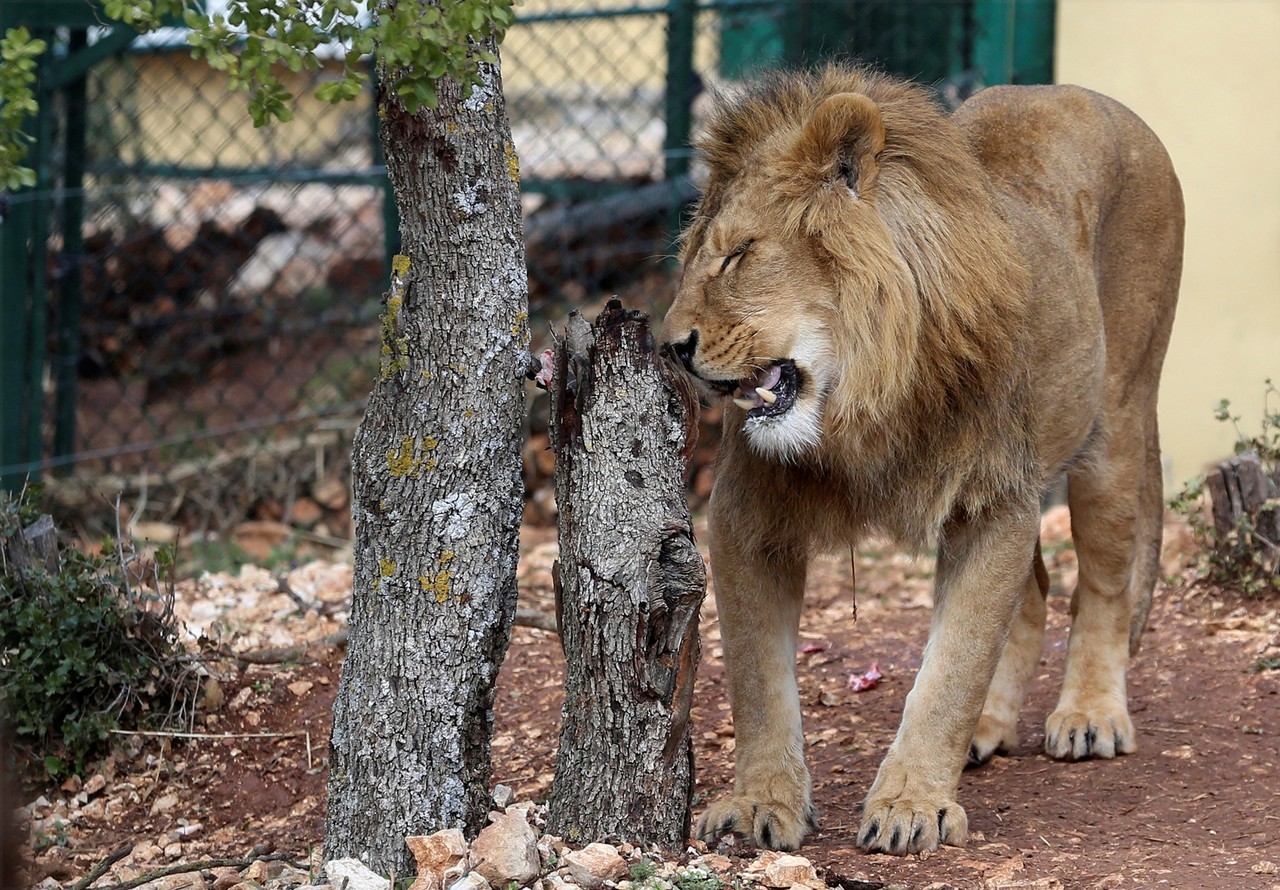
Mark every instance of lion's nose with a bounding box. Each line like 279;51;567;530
667;330;699;373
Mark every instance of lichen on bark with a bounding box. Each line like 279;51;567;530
324;46;529;874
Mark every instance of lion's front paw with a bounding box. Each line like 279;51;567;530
856;795;968;855
968;713;1019;767
696;795;818;851
1044;702;1136;760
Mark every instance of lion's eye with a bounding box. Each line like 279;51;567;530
719;240;754;273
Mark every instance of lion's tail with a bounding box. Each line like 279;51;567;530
1128;413;1164;655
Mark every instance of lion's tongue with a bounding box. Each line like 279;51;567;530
732;364;783;410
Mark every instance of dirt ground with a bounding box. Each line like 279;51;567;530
17;509;1280;890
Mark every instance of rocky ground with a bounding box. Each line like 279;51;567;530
13;509;1280;890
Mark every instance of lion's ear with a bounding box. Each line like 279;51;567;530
797;93;886;199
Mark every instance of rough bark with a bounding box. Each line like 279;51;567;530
545;301;706;848
323;41;530;873
1206;451;1277;540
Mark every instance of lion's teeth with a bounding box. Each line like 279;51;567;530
756;387;777;405
732;397;756;411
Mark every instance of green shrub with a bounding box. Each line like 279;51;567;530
1170;380;1279;594
0;485;198;776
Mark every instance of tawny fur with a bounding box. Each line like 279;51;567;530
662;65;1183;855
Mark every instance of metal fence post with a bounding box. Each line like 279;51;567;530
53;29;89;469
663;0;696;237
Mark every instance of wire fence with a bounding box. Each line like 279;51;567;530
1;0;1051;552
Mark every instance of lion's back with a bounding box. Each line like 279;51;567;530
955;83;1182;455
954;83;1180;229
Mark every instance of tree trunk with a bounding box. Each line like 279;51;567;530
324;42;530;873
545;301;706;848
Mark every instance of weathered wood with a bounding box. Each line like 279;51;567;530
3;514;59;574
1206;451;1272;538
546;300;706;848
324;40;530;873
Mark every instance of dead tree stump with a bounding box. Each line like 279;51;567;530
545;300;706;848
1205;451;1279;543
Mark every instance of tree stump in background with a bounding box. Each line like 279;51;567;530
1204;450;1279;579
546;300;706;848
1205;451;1279;541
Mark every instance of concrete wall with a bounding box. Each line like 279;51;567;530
1056;0;1280;490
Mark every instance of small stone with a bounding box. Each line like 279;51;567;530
287;680;315;697
692;855;732;873
211;868;242;890
313;478;350;509
450;875;491;890
244;860;285;882
407;828;469;890
491;784;515;809
149;792;180;816
563;843;628;890
471;812;540;887
762;855;822;890
84;773;108;795
163;843;183;860
170;822;203;840
325;858;390;890
290;497;325;527
133;841;164;863
1255;862;1279;875
79;798;106;821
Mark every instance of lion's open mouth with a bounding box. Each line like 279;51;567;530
728;360;800;418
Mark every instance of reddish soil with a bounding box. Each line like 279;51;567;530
18;514;1280;890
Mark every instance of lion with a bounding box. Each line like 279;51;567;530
659;65;1183;855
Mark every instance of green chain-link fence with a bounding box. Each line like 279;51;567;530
0;0;1053;547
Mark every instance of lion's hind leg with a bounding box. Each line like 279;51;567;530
1045;409;1159;760
969;542;1048;765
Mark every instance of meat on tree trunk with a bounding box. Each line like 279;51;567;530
323;46;530;873
546;301;706;847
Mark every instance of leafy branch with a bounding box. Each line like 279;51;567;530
0;0;515;186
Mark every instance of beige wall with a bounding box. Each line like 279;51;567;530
1056;0;1280;490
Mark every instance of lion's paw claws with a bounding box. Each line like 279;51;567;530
856;797;968;855
696;796;816;851
968;714;1017;768
1045;705;1135;761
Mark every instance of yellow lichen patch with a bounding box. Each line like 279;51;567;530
424;457;438;471
387;437;418;477
391;254;411;277
445;121;460;133
380;557;396;577
379;294;409;379
504;141;521;184
420;568;454;604
422;436;439;452
511;309;529;338
440;550;455;563
463;408;474;419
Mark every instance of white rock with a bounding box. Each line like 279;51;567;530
761;855;822;890
407;829;469;890
471;811;540;887
325;858;391;890
563;844;628;890
449;874;491;890
492;784;515;809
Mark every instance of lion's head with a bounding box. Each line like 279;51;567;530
662;66;1030;465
